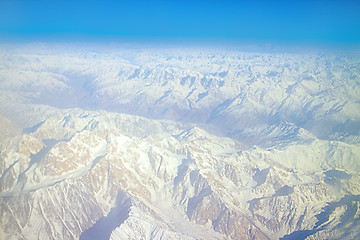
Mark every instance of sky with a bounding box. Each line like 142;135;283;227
0;0;360;46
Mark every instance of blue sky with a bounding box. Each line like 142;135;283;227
1;0;360;45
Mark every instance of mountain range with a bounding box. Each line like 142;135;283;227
0;44;359;239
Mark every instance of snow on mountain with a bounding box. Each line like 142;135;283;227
0;44;359;239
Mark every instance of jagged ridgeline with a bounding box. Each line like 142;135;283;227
0;44;360;239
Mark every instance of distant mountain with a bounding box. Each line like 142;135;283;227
0;44;359;239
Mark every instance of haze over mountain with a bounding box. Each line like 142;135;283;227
0;43;359;239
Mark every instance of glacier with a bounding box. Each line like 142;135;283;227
0;43;359;239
